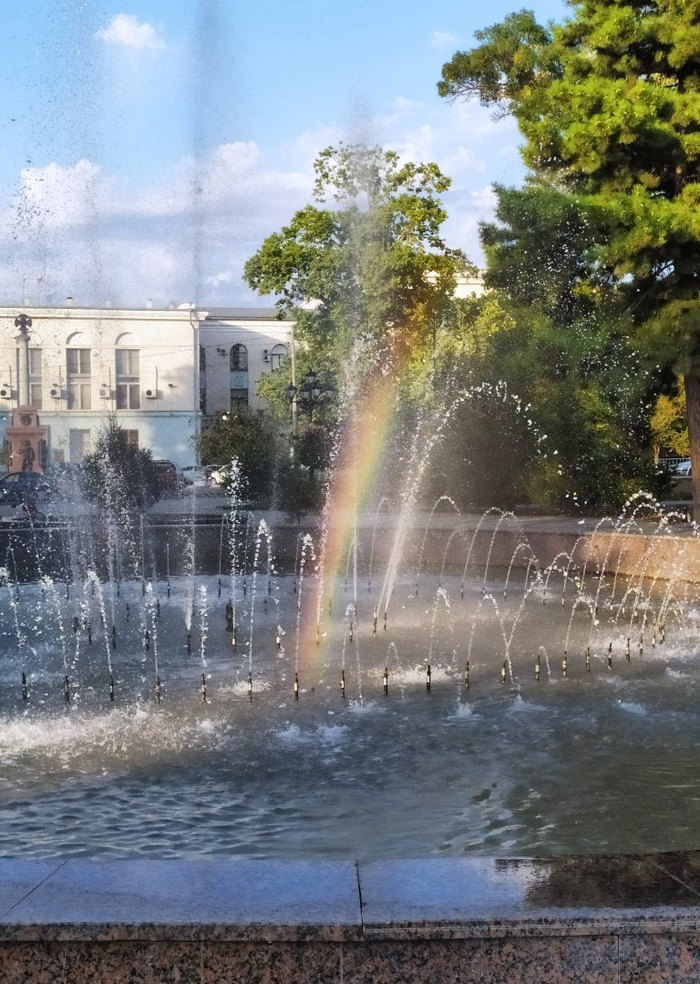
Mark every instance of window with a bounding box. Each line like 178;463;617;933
230;389;249;413
66;349;91;410
124;430;139;447
69;429;91;463
230;344;248;371
115;349;140;409
270;344;288;370
29;348;42;409
230;343;248;410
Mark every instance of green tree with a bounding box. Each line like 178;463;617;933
244;143;471;389
80;415;158;509
430;181;656;513
651;377;689;460
196;411;275;503
439;0;700;516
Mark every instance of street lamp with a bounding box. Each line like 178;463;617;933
286;370;334;423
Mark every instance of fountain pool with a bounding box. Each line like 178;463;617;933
1;516;700;861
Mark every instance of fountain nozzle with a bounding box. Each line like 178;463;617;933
383;610;388;632
373;610;378;636
109;674;115;701
64;675;70;703
155;675;162;703
201;673;207;703
501;660;507;684
186;632;192;655
383;667;388;695
625;637;631;661
112;625;116;649
464;661;470;690
340;670;346;699
247;672;253;701
294;673;299;701
586;647;591;673
426;663;431;692
535;653;541;681
21;672;27;702
561;653;568;677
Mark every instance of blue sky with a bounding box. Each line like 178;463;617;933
1;0;568;309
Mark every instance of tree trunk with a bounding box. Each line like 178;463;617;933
684;369;700;523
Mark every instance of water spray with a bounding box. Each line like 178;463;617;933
500;660;507;684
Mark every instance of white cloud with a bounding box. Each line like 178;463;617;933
430;31;459;49
204;271;233;287
0;84;528;306
95;14;165;51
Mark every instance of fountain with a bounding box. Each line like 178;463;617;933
1;486;699;862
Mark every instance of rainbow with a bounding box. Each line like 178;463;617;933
294;373;400;676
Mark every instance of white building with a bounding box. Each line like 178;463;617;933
199;308;293;417
0;304;294;469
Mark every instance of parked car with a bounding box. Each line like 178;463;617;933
673;459;692;477
181;465;207;486
0;471;54;505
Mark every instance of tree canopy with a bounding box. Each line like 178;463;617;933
439;0;700;514
244;143;471;386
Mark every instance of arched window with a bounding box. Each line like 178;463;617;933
66;334;92;411
230;344;248;412
270;343;288;370
230;344;248;371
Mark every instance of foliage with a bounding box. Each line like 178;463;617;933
80;416;158;509
244;144;471;390
439;0;700;511
196;412;276;504
274;460;325;521
651;377;689;458
295;424;332;475
429;180;658;513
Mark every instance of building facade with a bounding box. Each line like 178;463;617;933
0;305;294;469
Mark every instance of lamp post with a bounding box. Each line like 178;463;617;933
286;370;334;425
